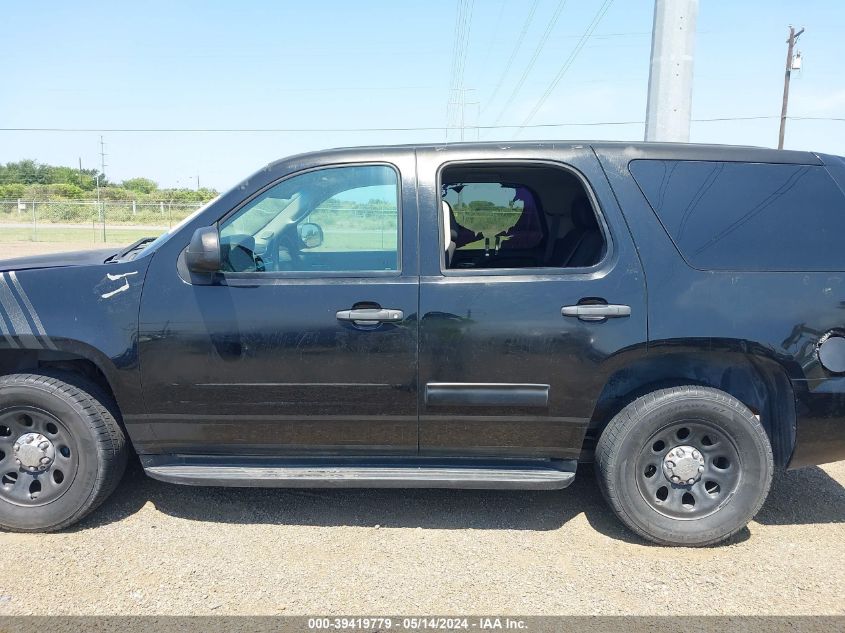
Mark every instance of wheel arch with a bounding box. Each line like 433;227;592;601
0;342;123;416
586;350;796;468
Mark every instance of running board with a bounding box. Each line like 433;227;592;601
140;456;577;490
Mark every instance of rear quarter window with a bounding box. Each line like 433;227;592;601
629;159;845;271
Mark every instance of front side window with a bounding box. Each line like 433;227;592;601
219;164;399;274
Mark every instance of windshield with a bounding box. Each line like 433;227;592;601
136;195;221;256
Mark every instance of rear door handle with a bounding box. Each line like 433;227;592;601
561;304;631;321
336;308;404;325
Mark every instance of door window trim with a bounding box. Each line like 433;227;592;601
216;161;404;279
436;158;614;277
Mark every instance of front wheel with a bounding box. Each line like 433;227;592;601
596;386;774;546
0;372;127;532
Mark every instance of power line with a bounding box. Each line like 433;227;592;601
4;115;842;135
447;0;474;118
517;0;616;134
445;0;475;139
479;0;507;71
445;0;466;133
492;0;569;127
456;0;475;87
448;0;471;98
483;0;541;111
454;0;475;136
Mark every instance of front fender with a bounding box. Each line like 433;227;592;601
0;258;151;414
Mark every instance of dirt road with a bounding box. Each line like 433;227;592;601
0;460;842;616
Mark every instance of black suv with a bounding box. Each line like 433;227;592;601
1;141;844;546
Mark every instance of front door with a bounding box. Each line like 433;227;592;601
138;155;419;456
416;146;647;460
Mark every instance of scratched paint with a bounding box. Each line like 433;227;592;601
100;271;139;299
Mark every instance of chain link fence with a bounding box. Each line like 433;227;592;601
0;199;206;245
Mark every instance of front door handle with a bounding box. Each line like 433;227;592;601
336;308;404;326
561;304;631;322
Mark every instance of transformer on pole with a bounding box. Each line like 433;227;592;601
778;26;805;149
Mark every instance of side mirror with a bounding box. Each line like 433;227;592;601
298;222;324;249
186;226;221;272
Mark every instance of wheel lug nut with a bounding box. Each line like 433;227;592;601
672;476;680;483
25;436;34;444
676;448;685;457
667;461;675;468
39;457;51;465
13;443;20;452
38;442;49;451
687;478;695;484
698;466;704;472
693;450;700;459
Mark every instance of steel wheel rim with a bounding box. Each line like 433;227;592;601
0;407;79;507
635;419;742;521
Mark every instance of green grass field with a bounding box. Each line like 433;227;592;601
303;229;397;252
0;225;165;244
0;224;397;251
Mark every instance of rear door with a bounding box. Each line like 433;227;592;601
416;145;647;460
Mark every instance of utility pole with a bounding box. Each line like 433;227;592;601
97;136;108;240
78;157;83;187
98;135;107;184
778;26;805;150
94;172;102;241
644;0;699;142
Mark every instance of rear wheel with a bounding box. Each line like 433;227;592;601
0;372;127;532
596;386;773;546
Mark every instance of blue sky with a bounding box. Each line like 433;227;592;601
2;0;843;190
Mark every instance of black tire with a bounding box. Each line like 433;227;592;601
0;372;127;532
596;386;774;547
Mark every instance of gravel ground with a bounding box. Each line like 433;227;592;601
0;241;843;616
0;459;842;616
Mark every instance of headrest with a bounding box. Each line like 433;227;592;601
571;197;598;229
442;200;454;248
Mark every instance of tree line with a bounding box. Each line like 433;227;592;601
0;159;217;203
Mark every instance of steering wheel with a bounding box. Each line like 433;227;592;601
221;243;263;273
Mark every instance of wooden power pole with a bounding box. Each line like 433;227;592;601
778;25;805;150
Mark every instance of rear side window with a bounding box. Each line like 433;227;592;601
443;183;542;251
629;159;845;271
440;163;606;270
